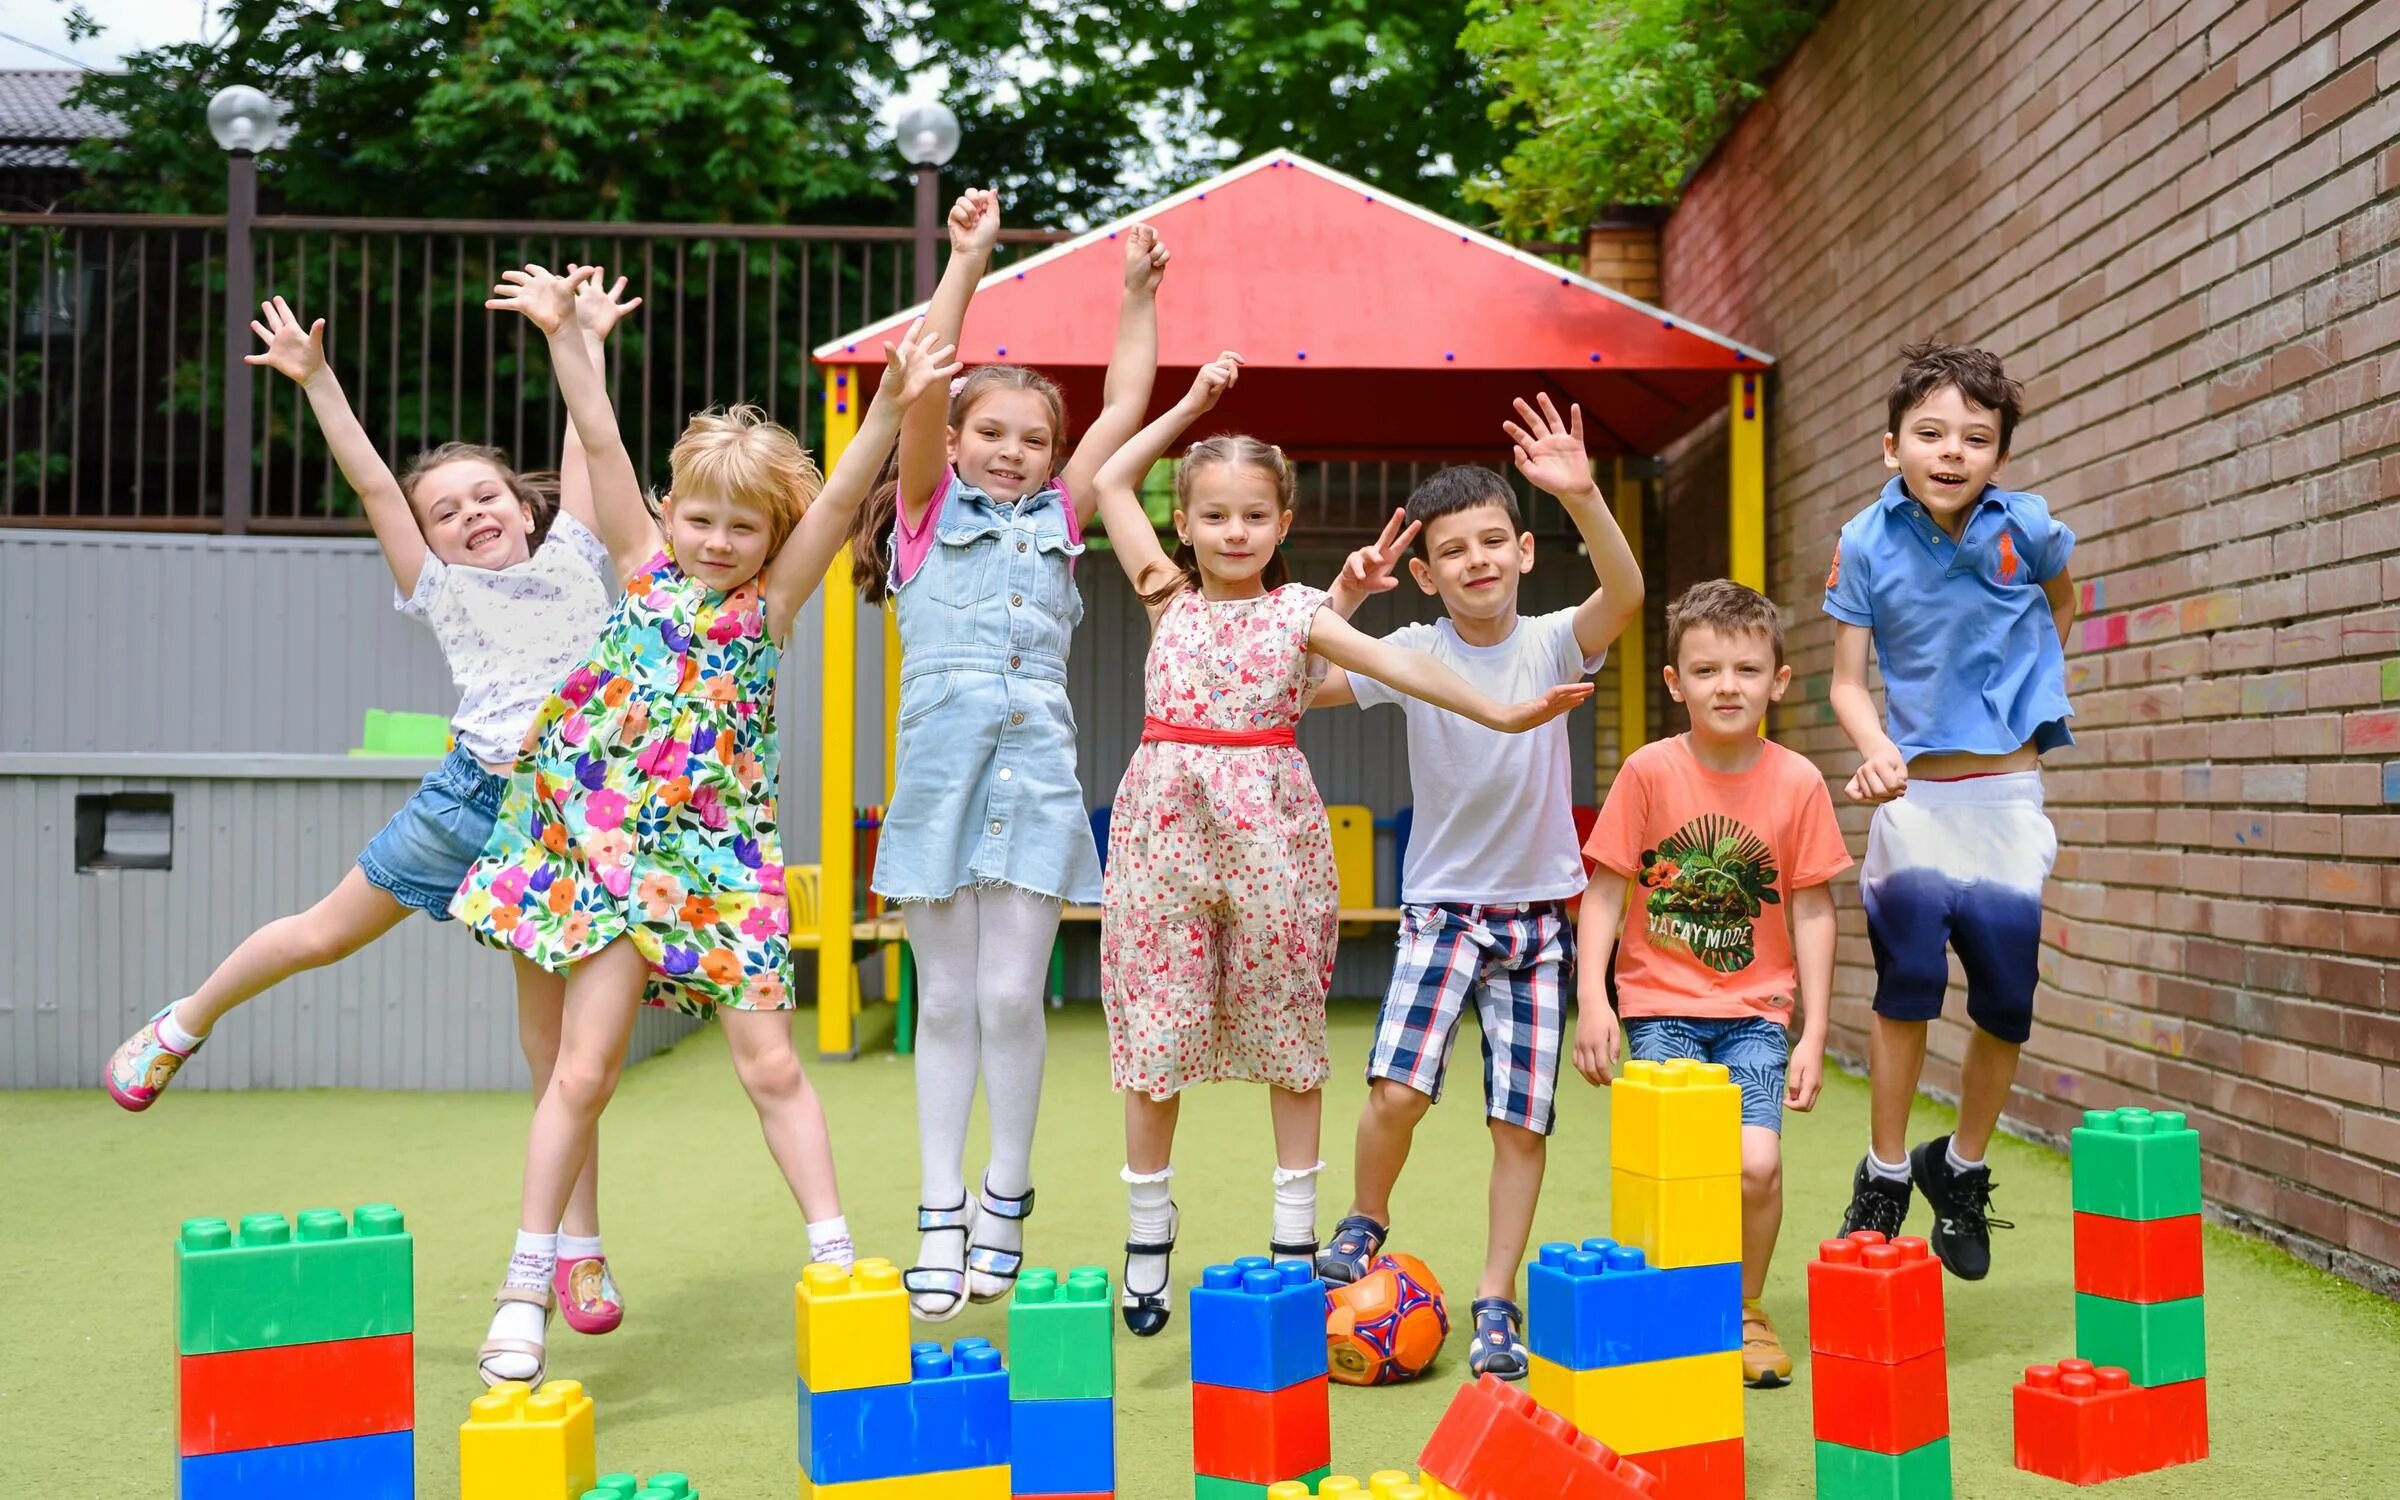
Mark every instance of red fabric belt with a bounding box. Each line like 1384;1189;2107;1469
1142;716;1297;748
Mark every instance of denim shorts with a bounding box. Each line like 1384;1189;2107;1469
357;746;508;920
1624;1015;1790;1133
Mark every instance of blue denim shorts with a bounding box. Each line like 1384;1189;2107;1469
1624;1015;1790;1133
357;746;508;920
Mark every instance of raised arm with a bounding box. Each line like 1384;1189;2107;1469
763;319;960;644
1506;395;1643;658
244;297;424;595
1310;507;1423;710
898;188;999;531
556;266;643;537
488;263;658;577
1092;352;1242;613
1829;621;1905;804
1306;609;1593;731
1063;222;1169;524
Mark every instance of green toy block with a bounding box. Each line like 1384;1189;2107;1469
584;1475;697;1500
1196;1466;1332;1499
175;1205;413;1356
1814;1437;1953;1500
2075;1292;2206;1386
1010;1265;1115;1401
2070;1107;2202;1221
352;709;450;757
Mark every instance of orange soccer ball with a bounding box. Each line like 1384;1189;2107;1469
1324;1252;1450;1386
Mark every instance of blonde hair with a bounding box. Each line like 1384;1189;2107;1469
666;404;822;552
1141;434;1296;607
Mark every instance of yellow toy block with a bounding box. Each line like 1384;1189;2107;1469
1529;1350;1743;1454
1610;1167;1740;1268
1415;1473;1468;1500
1269;1476;1426;1499
796;1464;1009;1499
794;1258;910;1393
460;1379;598;1500
1609;1058;1741;1179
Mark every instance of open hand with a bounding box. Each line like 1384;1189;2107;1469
485;262;596;335
1846;748;1908;804
244;296;325;386
1571;1002;1620;1086
949;188;1000;256
1187;351;1243;413
1330;507;1421;611
568;265;642;342
1505;393;1596;499
1497;681;1595;731
1123;222;1170;295
883;316;963;408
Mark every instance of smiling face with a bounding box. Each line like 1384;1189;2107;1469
948;387;1058;504
407;458;537;570
663;487;777;594
1409;501;1533;623
1665;622;1789;743
1177;459;1292;593
1884;382;2007;536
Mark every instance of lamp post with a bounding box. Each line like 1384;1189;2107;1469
894;101;960;302
208;84;281;534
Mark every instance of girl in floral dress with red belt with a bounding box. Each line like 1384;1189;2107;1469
1089;353;1592;1335
453;259;959;1385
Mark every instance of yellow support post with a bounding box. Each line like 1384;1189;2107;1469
1612;457;1645;766
816;371;861;1058
1729;372;1765;592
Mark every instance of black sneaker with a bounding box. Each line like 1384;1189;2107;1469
1909;1136;2013;1281
1838;1155;1913;1239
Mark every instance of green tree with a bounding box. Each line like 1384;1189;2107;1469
1460;0;1825;237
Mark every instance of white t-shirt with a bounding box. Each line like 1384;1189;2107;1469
1352;607;1604;904
397;512;615;769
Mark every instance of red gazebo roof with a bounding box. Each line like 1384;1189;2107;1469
816;150;1771;458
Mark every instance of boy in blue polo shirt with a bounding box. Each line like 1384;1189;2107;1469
1824;341;2076;1281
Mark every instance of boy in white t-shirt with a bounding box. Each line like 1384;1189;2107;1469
1311;394;1643;1379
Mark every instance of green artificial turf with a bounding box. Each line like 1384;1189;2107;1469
5;1002;2397;1495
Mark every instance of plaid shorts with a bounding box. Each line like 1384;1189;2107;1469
1366;901;1572;1135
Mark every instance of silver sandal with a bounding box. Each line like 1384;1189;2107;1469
904;1198;972;1322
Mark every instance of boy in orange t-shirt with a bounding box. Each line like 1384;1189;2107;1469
1576;580;1851;1387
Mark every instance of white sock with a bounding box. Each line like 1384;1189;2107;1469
1867;1150;1911;1183
1123;1165;1175;1296
557;1233;603;1262
807;1215;854;1270
1945;1140;1985;1174
160;1001;205;1050
1271;1161;1323;1260
484;1231;556;1382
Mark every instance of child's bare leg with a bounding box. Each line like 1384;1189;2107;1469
1480;1120;1545;1302
1867;1014;1928;1164
1739;1124;1783;1301
514;958;600;1239
180;868;412;1032
1952;1028;2023;1161
1349;1079;1432;1225
720;1008;851;1265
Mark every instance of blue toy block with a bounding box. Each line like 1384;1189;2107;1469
1525;1238;1742;1371
1008;1397;1114;1494
1188;1259;1324;1394
179;1429;413;1499
797;1338;1011;1484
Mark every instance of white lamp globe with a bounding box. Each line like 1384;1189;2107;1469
206;85;282;154
894;101;961;168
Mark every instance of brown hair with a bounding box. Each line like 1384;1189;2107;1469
1404;464;1522;554
1886;340;2025;455
398;442;559;548
1664;579;1785;669
850;365;1070;604
1137;434;1295;607
666;404;821;555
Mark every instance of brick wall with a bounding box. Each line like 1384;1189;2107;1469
1657;0;2400;1290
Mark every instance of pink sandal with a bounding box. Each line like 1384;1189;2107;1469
553;1254;624;1336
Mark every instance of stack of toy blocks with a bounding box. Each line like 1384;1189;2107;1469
583;1472;700;1499
797;1257;1011;1498
1807;1231;1950;1499
1417;1373;1663;1499
2012;1105;2209;1483
1190;1257;1331;1498
1009;1266;1116;1500
175;1204;414;1499
1526;1058;1741;1496
461;1379;598;1500
1267;1472;1429;1499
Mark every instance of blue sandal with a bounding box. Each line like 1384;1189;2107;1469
1468;1296;1529;1381
1315;1213;1388;1286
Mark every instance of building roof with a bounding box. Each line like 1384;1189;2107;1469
0;69;118;168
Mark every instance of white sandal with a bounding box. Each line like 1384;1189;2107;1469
478;1283;553;1388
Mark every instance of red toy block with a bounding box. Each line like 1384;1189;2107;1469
2138;1377;2208;1470
1805;1232;1943;1364
2012;1359;2147;1485
2072;1213;2203;1304
177;1332;413;1457
1420;1373;1664;1500
1810;1347;1948;1454
1622;1436;1743;1500
1193;1376;1330;1483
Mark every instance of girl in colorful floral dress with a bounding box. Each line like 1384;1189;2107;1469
457;260;958;1385
1089;353;1592;1335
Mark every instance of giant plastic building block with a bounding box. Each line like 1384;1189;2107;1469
795;1259;913;1394
1810;1437;1951;1500
1265;1476;1427;1499
1609;1059;1742;1179
1810;1347;1949;1454
1418;1374;1664;1500
582;1474;699;1500
1190;1259;1325;1392
2138;1379;2209;1469
1529;1349;1743;1455
1526;1240;1741;1369
178;1330;413;1456
2071;1213;2202;1304
1804;1233;1942;1364
1192;1376;1333;1484
1009;1266;1114;1402
1616;1437;1742;1500
798;1465;1010;1499
459;1379;598;1500
178;1429;414;1500
1609;1169;1741;1269
1196;1470;1333;1500
2069;1108;2201;1221
175;1205;413;1355
798;1338;1011;1485
2072;1293;2205;1387
1808;1232;1948;1497
2011;1361;2146;1485
1009;1395;1113;1495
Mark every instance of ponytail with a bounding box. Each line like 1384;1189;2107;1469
1137;434;1296;607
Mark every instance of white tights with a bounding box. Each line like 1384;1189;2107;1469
907;886;1060;1206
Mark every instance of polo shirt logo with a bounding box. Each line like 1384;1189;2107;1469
1996;531;2020;584
1826;540;1842;591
